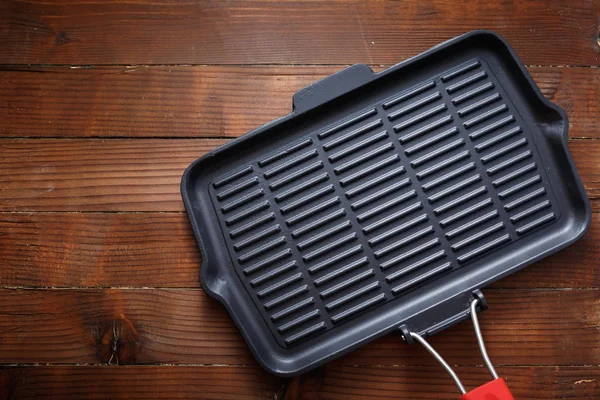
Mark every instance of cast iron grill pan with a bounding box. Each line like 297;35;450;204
181;31;590;376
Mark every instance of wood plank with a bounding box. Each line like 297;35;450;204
313;366;600;400
0;139;225;212
0;365;598;400
0;289;598;366
1;212;598;289
0;66;598;139
0;139;598;212
0;366;285;400
0;66;310;139
0;213;200;288
0;1;598;66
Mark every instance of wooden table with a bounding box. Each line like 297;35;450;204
1;1;599;399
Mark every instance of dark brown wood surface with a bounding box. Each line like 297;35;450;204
1;66;598;138
1;366;598;400
0;139;598;212
1;212;599;289
1;289;599;366
1;1;599;399
1;0;599;66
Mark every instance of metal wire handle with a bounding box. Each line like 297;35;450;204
409;331;467;394
470;298;498;380
409;297;497;394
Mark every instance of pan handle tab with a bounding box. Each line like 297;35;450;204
403;295;515;400
292;64;375;113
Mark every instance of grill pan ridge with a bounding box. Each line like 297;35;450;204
181;31;591;376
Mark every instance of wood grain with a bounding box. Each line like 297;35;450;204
0;365;598;400
1;212;598;289
0;288;598;366
1;66;598;138
0;139;598;212
0;1;599;66
313;366;600;400
0;366;285;400
0;139;225;212
0;1;597;396
0;213;200;288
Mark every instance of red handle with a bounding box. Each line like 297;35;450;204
460;378;514;400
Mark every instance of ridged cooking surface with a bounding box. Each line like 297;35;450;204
209;58;559;347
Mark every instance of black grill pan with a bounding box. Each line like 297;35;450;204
181;31;590;377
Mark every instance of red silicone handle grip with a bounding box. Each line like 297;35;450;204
460;378;514;400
